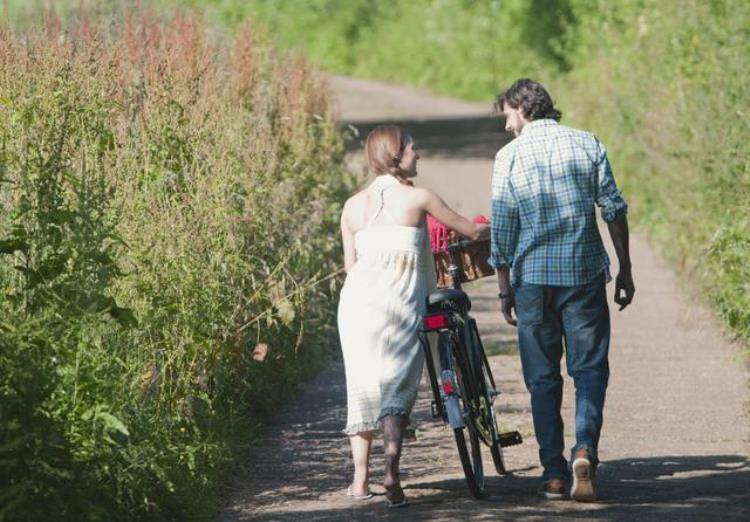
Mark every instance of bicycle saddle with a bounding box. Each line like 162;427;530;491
427;288;471;313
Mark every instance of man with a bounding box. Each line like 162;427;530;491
489;79;634;502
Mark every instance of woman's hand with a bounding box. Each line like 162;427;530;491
474;223;490;241
422;189;488;241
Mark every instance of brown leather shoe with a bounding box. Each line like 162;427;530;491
570;449;598;502
537;478;567;500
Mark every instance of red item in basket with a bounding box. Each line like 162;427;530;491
427;215;449;253
427;214;489;253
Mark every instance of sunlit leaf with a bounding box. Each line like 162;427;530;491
96;411;130;437
276;299;295;325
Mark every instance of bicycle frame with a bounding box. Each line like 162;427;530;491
419;242;484;426
420;239;517;436
419;237;522;498
444;238;472;291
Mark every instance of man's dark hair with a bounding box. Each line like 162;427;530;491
495;78;562;122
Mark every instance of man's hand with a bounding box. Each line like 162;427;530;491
614;269;635;311
500;291;517;326
607;217;634;311
496;267;516;326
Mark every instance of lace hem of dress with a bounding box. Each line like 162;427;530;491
342;408;410;435
342;421;381;436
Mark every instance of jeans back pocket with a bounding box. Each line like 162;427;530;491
514;283;544;326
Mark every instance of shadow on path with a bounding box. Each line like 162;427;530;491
229;452;750;521
220;359;750;521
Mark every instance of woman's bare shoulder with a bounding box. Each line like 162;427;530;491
406;185;435;204
343;190;368;211
341;190;367;226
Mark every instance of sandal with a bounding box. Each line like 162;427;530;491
384;487;408;508
537;478;567;500
346;485;373;501
385;496;409;509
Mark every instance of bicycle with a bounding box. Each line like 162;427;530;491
419;238;523;499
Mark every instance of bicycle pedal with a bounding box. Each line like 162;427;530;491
430;400;441;418
498;430;523;447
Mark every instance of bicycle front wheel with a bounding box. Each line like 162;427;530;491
477;340;506;475
490;438;506;475
468;319;507;475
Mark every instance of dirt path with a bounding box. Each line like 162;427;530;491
219;75;749;521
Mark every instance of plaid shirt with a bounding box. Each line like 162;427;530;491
490;119;627;286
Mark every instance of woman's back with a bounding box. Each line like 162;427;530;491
345;179;426;232
346;176;427;260
338;175;431;435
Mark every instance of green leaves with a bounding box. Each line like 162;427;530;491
108;304;138;328
81;407;130;442
0;5;347;520
0;239;28;254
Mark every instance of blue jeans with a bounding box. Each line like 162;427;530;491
514;273;610;482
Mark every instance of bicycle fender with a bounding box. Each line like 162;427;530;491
443;395;465;428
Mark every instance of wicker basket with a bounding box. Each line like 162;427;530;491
433;238;495;288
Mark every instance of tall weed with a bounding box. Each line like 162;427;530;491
0;10;347;520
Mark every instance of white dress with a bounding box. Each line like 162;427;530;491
337;174;437;435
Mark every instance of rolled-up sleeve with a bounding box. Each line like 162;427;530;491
593;139;628;223
489;148;519;268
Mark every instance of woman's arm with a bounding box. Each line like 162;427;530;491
340;202;357;273
420;188;488;240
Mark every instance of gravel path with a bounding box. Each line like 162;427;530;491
219;75;749;521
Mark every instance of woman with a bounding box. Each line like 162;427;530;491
338;125;488;507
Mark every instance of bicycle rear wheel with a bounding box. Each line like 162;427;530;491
440;331;486;498
453;425;484;499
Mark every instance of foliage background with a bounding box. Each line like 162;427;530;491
165;0;749;344
0;7;348;520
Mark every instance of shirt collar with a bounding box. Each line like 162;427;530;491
520;118;558;136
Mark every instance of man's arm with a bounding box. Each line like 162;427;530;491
607;217;635;310
489;148;520;326
593;139;634;310
496;266;516;326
